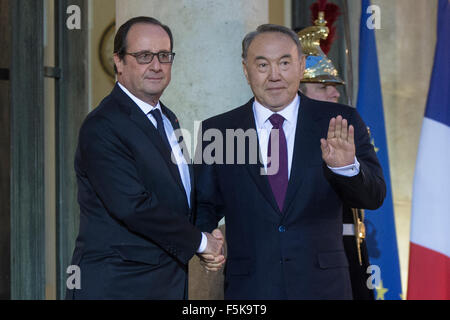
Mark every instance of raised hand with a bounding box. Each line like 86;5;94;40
198;229;226;272
320;115;355;168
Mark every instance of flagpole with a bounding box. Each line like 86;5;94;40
342;0;354;106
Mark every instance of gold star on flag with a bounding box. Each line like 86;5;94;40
375;280;389;300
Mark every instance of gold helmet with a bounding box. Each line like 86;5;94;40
298;11;344;85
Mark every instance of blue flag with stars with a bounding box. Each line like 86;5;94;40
356;0;403;300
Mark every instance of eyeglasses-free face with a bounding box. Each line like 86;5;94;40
124;51;175;64
243;32;305;112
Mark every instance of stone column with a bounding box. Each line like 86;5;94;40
116;0;268;151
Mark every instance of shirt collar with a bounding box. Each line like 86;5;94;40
117;81;161;114
253;94;300;129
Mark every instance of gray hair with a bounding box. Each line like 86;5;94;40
242;24;303;61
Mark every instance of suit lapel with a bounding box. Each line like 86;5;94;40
237;100;281;215
112;85;186;198
282;93;321;217
161;103;194;204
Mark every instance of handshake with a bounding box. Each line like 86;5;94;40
198;229;226;272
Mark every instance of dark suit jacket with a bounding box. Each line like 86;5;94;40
67;84;202;299
194;93;386;300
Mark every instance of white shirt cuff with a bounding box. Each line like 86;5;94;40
197;232;207;253
328;157;360;177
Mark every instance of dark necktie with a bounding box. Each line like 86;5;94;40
267;114;288;212
149;108;172;150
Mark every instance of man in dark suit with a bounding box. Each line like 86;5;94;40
194;24;386;299
67;16;224;300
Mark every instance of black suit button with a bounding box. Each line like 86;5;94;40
278;226;286;232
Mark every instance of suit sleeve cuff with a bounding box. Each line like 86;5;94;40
327;157;360;177
196;232;207;253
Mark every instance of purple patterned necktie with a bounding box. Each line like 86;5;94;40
267;114;288;212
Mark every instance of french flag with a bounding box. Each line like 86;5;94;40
407;0;449;300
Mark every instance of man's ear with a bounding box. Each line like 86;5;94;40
299;54;306;81
113;53;124;74
242;60;250;85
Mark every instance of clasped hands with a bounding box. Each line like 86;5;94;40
197;229;226;272
320;115;356;167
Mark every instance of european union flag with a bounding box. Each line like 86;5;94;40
356;0;403;300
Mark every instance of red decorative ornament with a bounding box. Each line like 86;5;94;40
310;0;341;55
